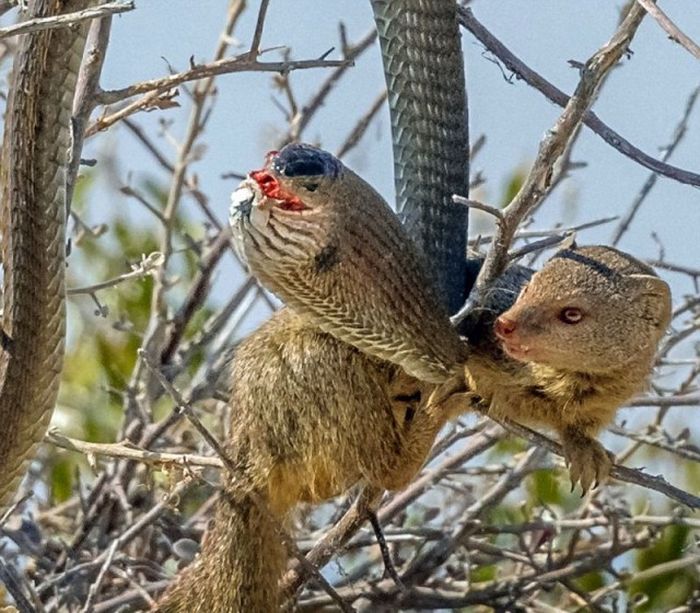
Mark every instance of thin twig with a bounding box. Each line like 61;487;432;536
0;1;132;40
67;252;163;295
458;6;700;188
612;86;700;245
248;0;270;57
89;56;351;135
45;429;223;469
453;195;504;221
80;540;119;613
336;90;387;159
367;510;405;590
66;12;114;216
454;1;650;325
0;557;35;613
637;0;700;60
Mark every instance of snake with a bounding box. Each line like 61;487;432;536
0;0;469;509
0;0;92;509
370;0;469;315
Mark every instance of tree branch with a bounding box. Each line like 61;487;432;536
637;0;700;60
454;1;651;324
458;6;700;189
0;1;132;40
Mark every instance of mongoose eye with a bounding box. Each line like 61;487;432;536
559;307;583;324
302;182;319;192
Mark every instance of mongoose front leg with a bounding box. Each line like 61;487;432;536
560;426;615;493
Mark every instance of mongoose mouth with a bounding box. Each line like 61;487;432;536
249;167;308;212
499;341;532;362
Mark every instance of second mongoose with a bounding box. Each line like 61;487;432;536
457;245;671;491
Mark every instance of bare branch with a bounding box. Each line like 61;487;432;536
96;54;350;107
0;1;133;40
248;0;270;57
45;429;224;469
612;86;700;245
458;6;700;188
66;14;115;214
67;251;163;295
637;0;700;60
489;414;700;508
454;1;650;325
336;90;386;158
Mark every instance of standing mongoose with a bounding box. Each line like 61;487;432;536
156;145;671;610
155;144;459;612
456;245;671;491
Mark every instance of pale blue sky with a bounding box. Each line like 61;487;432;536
91;1;700;338
98;2;699;247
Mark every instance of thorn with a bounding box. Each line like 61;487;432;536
318;47;334;61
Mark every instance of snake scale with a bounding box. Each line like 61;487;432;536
371;0;469;314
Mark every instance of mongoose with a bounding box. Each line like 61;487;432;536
457;245;672;492
156;144;671;610
155;145;455;611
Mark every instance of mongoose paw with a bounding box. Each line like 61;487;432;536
561;431;614;494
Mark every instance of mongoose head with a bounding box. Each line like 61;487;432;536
493;245;671;374
229;143;466;383
229;143;405;278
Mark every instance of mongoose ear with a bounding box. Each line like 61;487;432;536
629;274;672;330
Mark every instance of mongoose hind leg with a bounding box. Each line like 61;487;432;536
561;426;614;493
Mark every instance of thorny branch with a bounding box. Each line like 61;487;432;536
0;1;132;40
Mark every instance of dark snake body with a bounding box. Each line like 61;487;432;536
371;0;469;315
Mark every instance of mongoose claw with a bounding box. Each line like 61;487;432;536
561;431;614;494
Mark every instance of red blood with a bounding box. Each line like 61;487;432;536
250;168;307;211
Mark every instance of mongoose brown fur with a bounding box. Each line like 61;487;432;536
156;145;671;611
155;309;439;611
155;145;452;611
457;245;671;492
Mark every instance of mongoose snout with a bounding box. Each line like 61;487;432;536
466;244;672;493
493;315;530;361
493;315;515;339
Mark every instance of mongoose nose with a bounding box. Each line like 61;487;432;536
494;316;517;339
